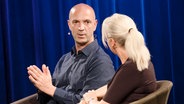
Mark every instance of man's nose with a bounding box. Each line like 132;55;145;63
78;23;85;30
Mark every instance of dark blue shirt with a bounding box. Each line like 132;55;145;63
39;39;115;104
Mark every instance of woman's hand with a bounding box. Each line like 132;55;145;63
83;90;98;104
78;98;87;104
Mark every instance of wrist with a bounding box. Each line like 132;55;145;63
48;86;56;97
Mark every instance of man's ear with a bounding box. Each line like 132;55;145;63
67;20;71;30
93;19;98;31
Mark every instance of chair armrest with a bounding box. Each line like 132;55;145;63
11;93;39;104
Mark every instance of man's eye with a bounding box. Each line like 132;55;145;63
73;21;78;24
85;21;90;24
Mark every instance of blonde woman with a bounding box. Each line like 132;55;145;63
79;13;157;104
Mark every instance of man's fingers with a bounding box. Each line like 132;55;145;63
42;64;51;76
28;75;37;84
32;65;43;75
28;69;40;80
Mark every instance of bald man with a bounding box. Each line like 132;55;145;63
27;3;115;104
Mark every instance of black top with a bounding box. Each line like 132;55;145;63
38;39;115;104
103;59;157;104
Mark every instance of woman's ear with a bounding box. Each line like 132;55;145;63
109;38;116;48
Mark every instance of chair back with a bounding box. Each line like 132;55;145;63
130;80;173;104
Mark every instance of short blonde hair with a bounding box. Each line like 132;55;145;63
102;13;150;71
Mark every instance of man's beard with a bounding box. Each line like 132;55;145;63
76;41;88;46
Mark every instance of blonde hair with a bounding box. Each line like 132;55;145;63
102;13;150;71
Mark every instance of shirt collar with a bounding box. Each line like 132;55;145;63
71;39;99;56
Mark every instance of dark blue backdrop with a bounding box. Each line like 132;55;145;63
1;0;184;104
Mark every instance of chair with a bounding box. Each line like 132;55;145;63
130;80;173;104
11;93;39;104
11;80;173;104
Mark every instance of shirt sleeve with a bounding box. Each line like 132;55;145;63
103;64;140;104
53;87;81;104
37;91;52;104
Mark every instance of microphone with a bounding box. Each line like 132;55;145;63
68;32;71;35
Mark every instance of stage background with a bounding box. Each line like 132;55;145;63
1;0;183;104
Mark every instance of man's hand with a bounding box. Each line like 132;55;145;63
27;64;56;96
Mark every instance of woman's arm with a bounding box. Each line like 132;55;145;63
95;85;107;99
88;99;109;104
